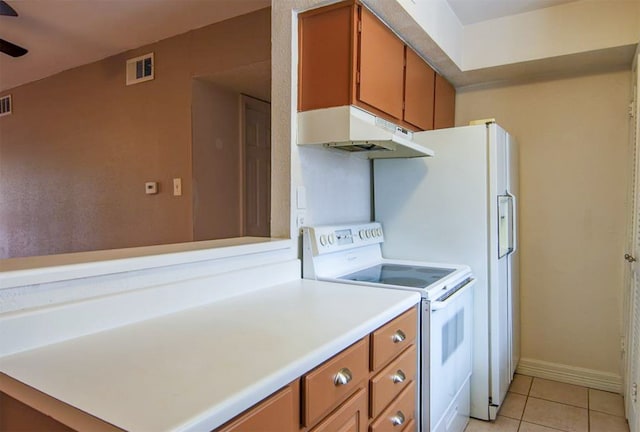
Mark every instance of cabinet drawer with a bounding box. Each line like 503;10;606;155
370;344;417;418
401;418;416;432
216;384;296;432
309;387;368;432
303;337;369;427
370;308;417;371
369;381;416;432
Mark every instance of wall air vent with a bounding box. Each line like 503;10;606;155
126;53;154;86
0;94;12;117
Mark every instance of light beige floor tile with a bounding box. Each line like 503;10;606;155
499;392;526;420
519;422;565;432
522;397;588;432
589;388;625;417
510;374;533;395
529;378;588;408
464;416;520;432
589;410;630;432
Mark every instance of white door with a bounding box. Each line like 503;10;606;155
241;96;271;237
626;50;640;432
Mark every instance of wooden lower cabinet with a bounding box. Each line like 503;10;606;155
303;338;369;426
217;307;418;432
0;392;75;432
309;387;368;432
216;383;298;432
369;382;416;432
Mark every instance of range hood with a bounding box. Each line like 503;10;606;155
297;106;435;159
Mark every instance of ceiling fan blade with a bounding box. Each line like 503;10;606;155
0;1;17;16
0;38;27;57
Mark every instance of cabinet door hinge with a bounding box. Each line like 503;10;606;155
358;20;362;33
629;100;636;118
356;71;360;84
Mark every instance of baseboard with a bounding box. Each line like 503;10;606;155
516;358;623;394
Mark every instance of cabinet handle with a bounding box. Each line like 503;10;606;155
392;330;406;343
390;411;405;426
392;369;406;384
333;368;353;386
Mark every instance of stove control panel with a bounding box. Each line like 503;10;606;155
303;222;384;255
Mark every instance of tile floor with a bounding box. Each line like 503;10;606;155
464;374;629;432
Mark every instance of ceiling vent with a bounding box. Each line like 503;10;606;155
0;94;11;117
126;53;154;86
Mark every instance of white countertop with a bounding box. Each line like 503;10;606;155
0;279;420;432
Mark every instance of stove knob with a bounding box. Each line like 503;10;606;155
377;228;383;236
366;229;372;238
319;235;327;246
328;233;335;244
359;229;366;239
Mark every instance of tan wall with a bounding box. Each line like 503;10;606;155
456;70;631;375
192;81;242;240
0;8;270;259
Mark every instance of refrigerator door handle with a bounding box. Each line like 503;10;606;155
507;192;516;255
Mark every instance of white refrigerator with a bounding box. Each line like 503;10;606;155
373;121;519;421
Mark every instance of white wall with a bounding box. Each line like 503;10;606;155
191;80;242;240
456;70;631;379
272;1;372;240
463;1;639;71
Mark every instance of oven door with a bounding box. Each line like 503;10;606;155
429;279;474;432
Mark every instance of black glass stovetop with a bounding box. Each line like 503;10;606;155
338;264;455;288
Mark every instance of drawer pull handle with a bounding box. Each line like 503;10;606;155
390;411;405;426
392;370;406;384
333;368;353;386
392;330;406;343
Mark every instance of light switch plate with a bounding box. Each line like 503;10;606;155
296;186;307;209
173;178;182;196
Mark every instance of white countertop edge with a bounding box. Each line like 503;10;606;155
184;293;421;432
0;238;294;290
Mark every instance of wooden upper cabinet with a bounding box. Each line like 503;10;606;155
403;47;435;131
298;2;356;112
434;73;456;129
298;0;455;131
356;7;405;120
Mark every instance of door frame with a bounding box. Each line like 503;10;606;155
624;47;640;432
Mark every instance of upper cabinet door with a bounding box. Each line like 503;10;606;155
298;2;356;112
357;7;404;120
404;47;435;131
434;73;456;129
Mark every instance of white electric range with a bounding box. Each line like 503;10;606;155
302;222;475;432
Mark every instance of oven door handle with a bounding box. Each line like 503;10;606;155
431;278;476;311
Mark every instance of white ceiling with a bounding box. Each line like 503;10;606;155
0;0;270;92
0;0;628;92
446;0;579;25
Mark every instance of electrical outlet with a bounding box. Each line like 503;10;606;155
296;211;306;228
145;182;158;195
